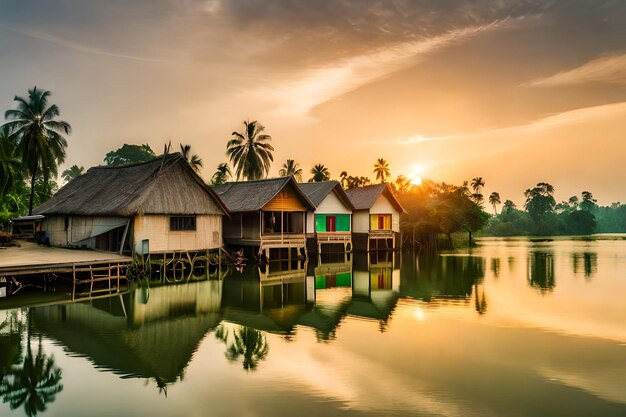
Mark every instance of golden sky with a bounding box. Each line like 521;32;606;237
1;0;625;205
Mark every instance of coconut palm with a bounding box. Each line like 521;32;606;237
339;171;348;188
60;165;84;183
278;159;302;182
0;126;22;196
308;164;331;182
210;163;231;185
179;143;203;173
226;120;274;181
2;87;71;215
471;177;485;193
373;158;390;183
488;192;501;215
392;175;411;195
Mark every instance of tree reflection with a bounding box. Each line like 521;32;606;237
0;321;63;417
215;325;269;372
474;284;488;315
527;252;555;293
571;252;597;279
1;311;24;377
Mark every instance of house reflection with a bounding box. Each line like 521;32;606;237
30;280;223;394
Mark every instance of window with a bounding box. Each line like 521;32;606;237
170;216;196;231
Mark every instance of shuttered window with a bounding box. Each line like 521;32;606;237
170;216;196;231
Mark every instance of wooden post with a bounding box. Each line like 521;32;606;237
71;264;76;301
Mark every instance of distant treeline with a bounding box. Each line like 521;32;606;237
481;184;626;236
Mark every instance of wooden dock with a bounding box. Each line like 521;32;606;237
0;241;132;300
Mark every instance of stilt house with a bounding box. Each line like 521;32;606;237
213;177;315;259
34;154;228;255
344;184;406;251
298;181;354;253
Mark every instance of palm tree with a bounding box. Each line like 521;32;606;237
502;199;516;213
0;126;22;196
179;143;203;173
488;192;501;215
60;165;84;183
278;159;302;182
470;177;485;206
339;171;348;188
2;87;71;215
373;158;390;183
471;177;485;193
392;175;411;195
210;163;231;185
226;120;274;181
308;164;330;182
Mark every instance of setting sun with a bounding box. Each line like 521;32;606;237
410;175;422;186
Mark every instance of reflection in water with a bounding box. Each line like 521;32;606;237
528;252;556;293
0;321;63;417
215;325;269;371
399;253;485;304
1;237;625;417
491;258;501;278
31;281;223;394
572;252;598;279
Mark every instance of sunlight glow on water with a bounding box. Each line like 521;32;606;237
1;236;625;417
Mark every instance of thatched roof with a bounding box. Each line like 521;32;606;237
34;154;229;217
297;181;355;210
212;176;315;212
344;183;406;213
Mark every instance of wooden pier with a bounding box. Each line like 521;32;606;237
0;241;131;300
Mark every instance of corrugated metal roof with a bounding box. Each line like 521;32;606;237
297;181;355;210
344;183;406;213
212;176;315;212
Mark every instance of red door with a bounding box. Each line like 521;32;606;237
326;216;336;232
378;215;385;230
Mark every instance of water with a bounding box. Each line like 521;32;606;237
1;236;626;417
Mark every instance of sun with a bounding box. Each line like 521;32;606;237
410;175;422;186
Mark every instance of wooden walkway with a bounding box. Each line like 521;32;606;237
0;241;131;275
0;241;132;300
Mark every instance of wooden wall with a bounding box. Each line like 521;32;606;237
133;214;222;254
263;184;307;211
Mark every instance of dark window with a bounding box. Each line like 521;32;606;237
170;216;196;231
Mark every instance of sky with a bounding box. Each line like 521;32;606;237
0;0;625;205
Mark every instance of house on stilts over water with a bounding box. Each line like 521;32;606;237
297;181;354;254
212;177;316;261
33;154;229;257
344;183;406;251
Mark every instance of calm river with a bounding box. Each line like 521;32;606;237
1;236;626;416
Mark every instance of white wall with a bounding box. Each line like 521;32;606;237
352;210;370;233
317;192;352;214
306;191;352;233
133;214;222;254
370;194;400;232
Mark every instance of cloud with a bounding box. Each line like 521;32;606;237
0;24;169;63
386;101;626;145
523;53;626;87
255;22;502;117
